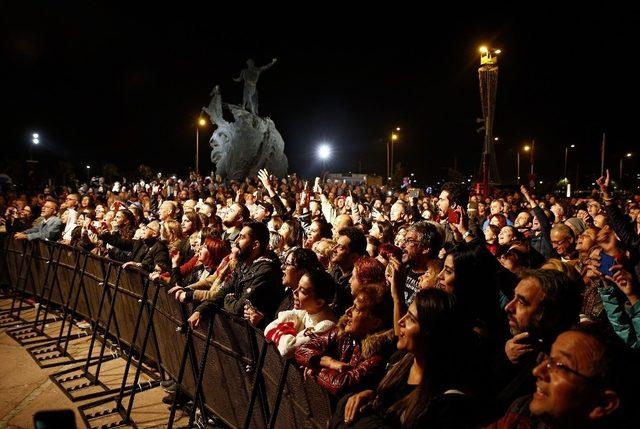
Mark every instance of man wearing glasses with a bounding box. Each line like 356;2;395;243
398;221;443;305
490;324;634;428
550;224;578;265
14;199;62;242
496;269;582;418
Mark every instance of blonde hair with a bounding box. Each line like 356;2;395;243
161;219;184;244
312;238;336;268
541;258;582;286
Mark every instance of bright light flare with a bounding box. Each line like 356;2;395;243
317;144;331;160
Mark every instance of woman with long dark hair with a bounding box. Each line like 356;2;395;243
435;243;515;338
330;288;480;428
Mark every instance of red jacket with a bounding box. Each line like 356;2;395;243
295;326;394;396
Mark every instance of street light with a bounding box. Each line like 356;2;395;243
317;143;331;172
620;152;633;182
29;132;40;161
388;130;400;180
195;117;207;176
522;141;535;175
564;144;576;179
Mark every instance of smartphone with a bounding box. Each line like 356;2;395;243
34;410;76;429
598;253;616;276
447;209;461;224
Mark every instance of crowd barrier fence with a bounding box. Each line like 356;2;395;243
0;235;333;429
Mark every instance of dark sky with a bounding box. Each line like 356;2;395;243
2;4;638;185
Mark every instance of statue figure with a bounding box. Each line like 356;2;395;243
233;58;277;115
202;86;288;181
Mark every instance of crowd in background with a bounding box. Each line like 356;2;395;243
2;168;640;428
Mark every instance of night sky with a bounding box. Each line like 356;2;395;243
2;5;638;186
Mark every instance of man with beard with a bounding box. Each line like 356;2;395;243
398;221;443;305
436;181;469;244
221;202;249;245
489;324;635;429
494;269;581;417
189;221;283;329
514;210;533;239
329;227;367;316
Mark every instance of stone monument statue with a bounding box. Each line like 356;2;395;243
233;58;277;115
202;81;288;181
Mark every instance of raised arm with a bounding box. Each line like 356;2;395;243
259;58;278;72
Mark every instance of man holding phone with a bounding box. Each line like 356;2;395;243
497;269;582;416
436;182;470;244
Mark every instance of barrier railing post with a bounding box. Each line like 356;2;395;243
5;240;32;320
167;323;193;429
267;360;290;429
36;244;64;333
243;331;270;429
60;251;90;355
54;249;84;346
188;311;216;427
29;242;58;331
82;262;113;375
92;264;123;383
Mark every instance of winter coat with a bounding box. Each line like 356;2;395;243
295;327;395;396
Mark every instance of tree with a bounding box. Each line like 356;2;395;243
102;163;119;182
137;164;154;181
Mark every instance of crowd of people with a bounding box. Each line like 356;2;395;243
2;167;640;428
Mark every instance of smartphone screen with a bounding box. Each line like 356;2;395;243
598;253;616;276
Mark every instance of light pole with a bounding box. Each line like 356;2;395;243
388;127;400;180
523;140;535;176
564;144;575;179
196;117;207;176
620;152;632;182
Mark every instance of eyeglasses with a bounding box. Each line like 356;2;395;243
403;238;422;246
282;261;296;269
551;236;570;246
536;353;600;385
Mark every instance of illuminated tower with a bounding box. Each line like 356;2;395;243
478;46;501;196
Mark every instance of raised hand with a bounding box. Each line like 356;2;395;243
606;264;639;305
505;332;534;364
595;169;611;193
386;256;404;302
258;169;274;196
595;169;612;201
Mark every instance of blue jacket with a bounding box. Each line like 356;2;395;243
598;283;640;350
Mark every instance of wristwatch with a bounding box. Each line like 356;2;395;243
462;231;473;239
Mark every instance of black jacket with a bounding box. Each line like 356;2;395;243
529;206;556;260
196;253;284;326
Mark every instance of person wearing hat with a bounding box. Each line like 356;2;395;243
564;217;587;241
